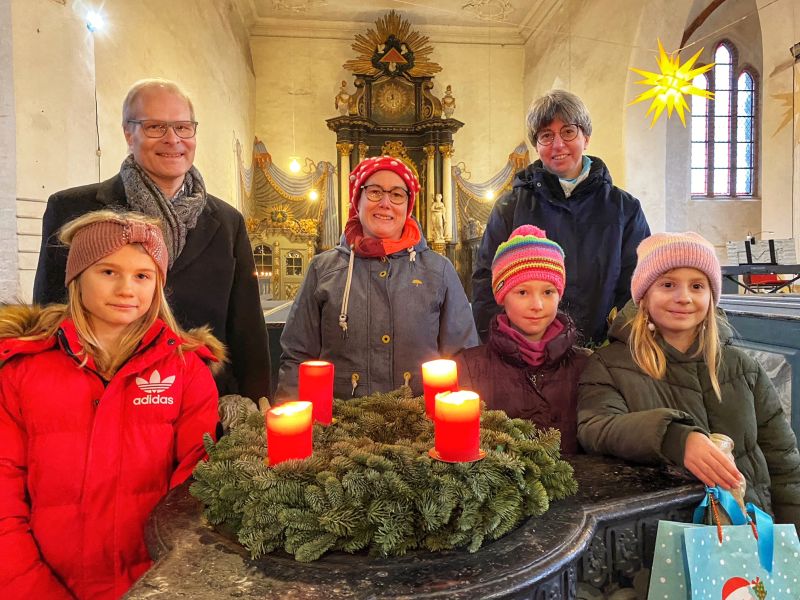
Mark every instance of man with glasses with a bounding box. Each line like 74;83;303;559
33;78;271;402
472;89;650;346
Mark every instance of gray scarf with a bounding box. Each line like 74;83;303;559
120;154;207;266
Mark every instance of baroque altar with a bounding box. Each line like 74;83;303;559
327;11;463;253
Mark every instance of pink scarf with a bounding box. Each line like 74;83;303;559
496;314;565;367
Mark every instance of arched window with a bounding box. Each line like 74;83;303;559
690;42;758;197
285;251;303;276
253;244;273;277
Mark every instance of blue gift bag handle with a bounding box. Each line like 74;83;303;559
692;486;774;573
692;486;748;525
746;501;774;574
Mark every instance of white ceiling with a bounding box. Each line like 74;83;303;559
243;0;560;43
250;0;534;27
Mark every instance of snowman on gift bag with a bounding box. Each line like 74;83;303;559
722;577;766;600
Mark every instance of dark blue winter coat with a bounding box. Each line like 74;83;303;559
471;156;650;345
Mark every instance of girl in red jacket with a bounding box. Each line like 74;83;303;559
0;210;224;599
455;225;589;454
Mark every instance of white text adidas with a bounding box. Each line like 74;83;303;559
133;393;174;406
134;370;176;405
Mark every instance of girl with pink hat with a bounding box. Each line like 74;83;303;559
578;232;800;528
454;225;590;454
276;156;477;400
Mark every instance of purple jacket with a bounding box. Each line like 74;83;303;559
454;312;590;454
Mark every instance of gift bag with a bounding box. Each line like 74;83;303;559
648;487;800;599
648;520;695;598
684;512;800;599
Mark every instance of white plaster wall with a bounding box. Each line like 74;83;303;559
662;0;765;256
11;0;256;301
520;0;783;259
523;0;647;192
11;0;97;298
1;0;18;301
758;0;799;244
251;33;523;185
92;0;256;208
624;0;694;234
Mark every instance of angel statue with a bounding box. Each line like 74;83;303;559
335;81;351;116
430;193;446;242
442;85;456;119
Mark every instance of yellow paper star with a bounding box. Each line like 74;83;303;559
629;39;715;127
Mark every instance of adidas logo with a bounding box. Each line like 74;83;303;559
133;370;176;406
136;370;175;393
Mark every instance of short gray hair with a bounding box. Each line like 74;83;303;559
526;89;592;145
121;78;195;129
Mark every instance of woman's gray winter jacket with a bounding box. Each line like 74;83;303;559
276;234;479;400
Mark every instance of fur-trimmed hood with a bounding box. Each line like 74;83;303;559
0;303;227;372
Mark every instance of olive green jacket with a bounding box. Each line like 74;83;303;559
577;302;800;527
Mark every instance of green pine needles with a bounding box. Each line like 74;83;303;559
191;387;578;562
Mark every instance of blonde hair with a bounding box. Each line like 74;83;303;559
23;211;182;378
629;298;723;401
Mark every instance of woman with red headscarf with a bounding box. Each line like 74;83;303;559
276;156;478;400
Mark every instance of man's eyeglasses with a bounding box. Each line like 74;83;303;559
360;184;409;205
127;119;198;139
534;124;581;146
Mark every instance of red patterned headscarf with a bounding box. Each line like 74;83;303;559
344;156;421;257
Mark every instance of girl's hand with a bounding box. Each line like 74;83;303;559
683;431;744;490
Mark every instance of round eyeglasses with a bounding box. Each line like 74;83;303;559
534;124;581;146
360;184;409;205
127;119;198;139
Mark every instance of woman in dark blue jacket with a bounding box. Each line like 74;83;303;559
472;89;650;346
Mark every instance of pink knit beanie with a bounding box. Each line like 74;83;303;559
491;225;566;304
631;232;721;305
348;156;420;218
65;218;169;285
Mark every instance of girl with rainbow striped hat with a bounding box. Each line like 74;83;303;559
454;225;590;454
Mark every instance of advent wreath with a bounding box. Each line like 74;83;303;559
191;386;577;562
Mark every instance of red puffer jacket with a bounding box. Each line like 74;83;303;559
0;309;223;599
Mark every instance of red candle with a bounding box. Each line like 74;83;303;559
266;401;313;466
433;390;481;462
421;359;459;418
298;360;334;424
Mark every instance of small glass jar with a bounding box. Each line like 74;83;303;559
709;432;747;515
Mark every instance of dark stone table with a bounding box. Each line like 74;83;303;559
124;455;704;599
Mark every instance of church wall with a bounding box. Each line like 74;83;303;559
91;0;256;209
10;0;256;300
521;0;786;261
661;0;765;255
757;1;799;250
11;0;98;299
1;0;17;301
522;0;646;192
250;32;524;186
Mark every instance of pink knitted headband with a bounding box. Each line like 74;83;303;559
65;219;169;285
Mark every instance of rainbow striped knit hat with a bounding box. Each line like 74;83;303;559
491;225;566;304
631;231;721;305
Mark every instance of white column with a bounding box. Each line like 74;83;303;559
337;143;353;235
439;145;454;241
424;144;436;235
